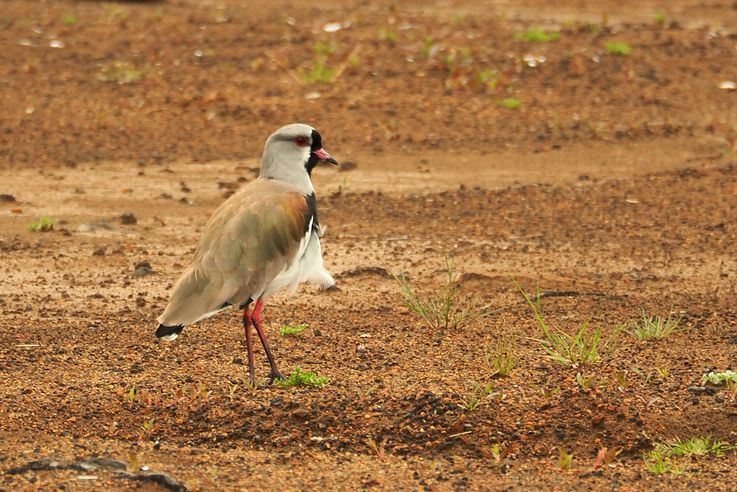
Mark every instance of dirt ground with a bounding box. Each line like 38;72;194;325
2;0;737;490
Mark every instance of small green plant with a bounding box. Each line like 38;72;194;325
98;62;145;84
515;28;560;43
656;367;670;380
367;437;387;461
124;386;137;405
627;312;681;340
664;436;734;457
605;42;632;56
558;448;574;469
645;452;681;475
227;382;238;400
483;339;517;377
478;69;500;90
421;37;437;59
458;382;494;411
702;370;737;386
62;13;78;26
313;41;337;56
576;372;595;390
29;216;54;232
518;284;614;367
279;323;308;336
653;12;667;25
275;367;328;388
302;59;334;84
393;257;489;338
496;97;521;110
378;28;397;43
140;418;155;437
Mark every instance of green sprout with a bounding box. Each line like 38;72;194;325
303;59;334;84
98;62;145;84
497;97;521;110
605;42;632;56
280;323;308;336
515;28;560;43
29;217;54;232
62;13;78;26
274;367;328;388
627;313;681;340
702;370;737;386
517;283;618;367
393;257;489;338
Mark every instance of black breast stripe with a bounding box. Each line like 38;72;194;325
304;193;320;235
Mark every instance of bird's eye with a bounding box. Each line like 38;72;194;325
294;136;310;147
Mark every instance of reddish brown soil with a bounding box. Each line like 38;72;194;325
1;0;737;490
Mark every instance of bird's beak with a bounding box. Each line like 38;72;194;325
312;148;338;165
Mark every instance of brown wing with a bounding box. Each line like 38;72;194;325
157;179;310;327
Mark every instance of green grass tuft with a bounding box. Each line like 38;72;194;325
497;97;521;110
98;61;145;84
516;283;618;367
702;370;737;386
29;216;54;232
605;42;632;56
62;13;78;26
627;313;681;340
393;256;490;339
275;367;328;388
302;59;334;84
279;323;308;336
514;29;560;43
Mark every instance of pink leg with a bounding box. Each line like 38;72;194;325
252;299;285;382
242;305;256;385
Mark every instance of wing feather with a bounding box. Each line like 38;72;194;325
158;179;310;327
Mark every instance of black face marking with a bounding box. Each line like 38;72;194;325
305;130;322;176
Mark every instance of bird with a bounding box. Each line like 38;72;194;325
155;123;337;385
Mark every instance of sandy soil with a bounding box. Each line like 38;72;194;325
1;0;737;490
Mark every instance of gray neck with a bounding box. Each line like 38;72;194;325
259;149;314;196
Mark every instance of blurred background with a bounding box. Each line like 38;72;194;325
2;0;737;178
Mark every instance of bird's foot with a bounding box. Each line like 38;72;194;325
268;370;285;384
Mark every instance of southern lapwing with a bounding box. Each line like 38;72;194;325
156;123;337;384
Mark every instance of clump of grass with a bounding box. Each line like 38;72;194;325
458;382;494;411
515;28;560;43
653;12;668;25
517;284;617;367
605;41;632;56
627;312;681;340
393;257;489;339
29;216;54;232
302;59;334;83
98;61;145;84
280;323;307;336
62;13;78;26
644;436;734;475
496;97;521;110
702;370;737;386
275;367;328;388
558;448;574;469
483;339;517;377
478;69;500;90
663;436;734;457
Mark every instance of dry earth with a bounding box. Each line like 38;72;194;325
1;0;737;490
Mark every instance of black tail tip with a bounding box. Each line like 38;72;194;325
156;324;184;340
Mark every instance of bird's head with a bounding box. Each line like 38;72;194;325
260;123;337;191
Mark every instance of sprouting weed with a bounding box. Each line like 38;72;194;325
627;312;681;340
279;323;308;336
274;367;328;388
393;256;490;339
29;217;54;232
458;382;495;411
558;448;574;469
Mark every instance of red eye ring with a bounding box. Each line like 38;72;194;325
294;136;310;147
